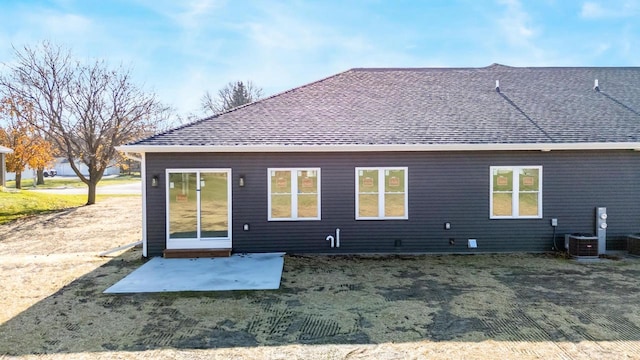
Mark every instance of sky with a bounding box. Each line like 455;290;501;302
0;0;639;118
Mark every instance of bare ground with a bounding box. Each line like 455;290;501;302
2;197;640;359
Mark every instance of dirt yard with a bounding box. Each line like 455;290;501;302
2;198;640;359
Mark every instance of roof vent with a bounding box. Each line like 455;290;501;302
495;80;500;92
594;79;599;92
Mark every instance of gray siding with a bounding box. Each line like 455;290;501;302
144;151;640;257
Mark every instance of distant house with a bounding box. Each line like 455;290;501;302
51;158;121;177
117;64;640;258
0;145;12;189
5;157;120;181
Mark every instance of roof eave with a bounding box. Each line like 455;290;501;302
116;142;640;153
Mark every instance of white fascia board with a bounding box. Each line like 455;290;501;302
116;142;640;153
0;146;13;153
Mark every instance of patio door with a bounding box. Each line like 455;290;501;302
166;169;231;249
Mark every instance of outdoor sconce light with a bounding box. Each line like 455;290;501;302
239;175;245;187
151;175;159;188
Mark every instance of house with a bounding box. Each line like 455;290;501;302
51;157;121;177
0;145;12;189
5;157;120;181
117;64;640;258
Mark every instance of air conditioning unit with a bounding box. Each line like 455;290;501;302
565;233;598;258
628;234;640;256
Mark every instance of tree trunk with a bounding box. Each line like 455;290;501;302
36;168;45;185
86;180;97;205
15;172;22;189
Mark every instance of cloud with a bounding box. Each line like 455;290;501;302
6;8;94;47
173;0;224;30
497;0;537;45
133;0;224;30
239;3;371;54
40;12;92;36
580;1;640;19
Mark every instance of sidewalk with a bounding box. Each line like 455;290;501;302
28;182;142;195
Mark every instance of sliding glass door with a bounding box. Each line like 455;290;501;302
166;169;231;249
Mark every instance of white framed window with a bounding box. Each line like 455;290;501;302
490;166;542;219
355;167;408;220
268;168;321;221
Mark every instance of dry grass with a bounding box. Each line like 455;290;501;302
2;198;640;359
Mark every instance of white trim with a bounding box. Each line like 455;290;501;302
267;168;321;221
355;167;409;220
165;168;232;249
490;165;543;219
117;142;640;154
141;153;147;257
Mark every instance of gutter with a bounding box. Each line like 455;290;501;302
116;142;640;154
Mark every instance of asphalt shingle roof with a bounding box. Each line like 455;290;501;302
132;64;640;148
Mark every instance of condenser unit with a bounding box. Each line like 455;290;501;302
565;233;598;258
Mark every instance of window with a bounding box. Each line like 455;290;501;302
356;167;408;220
490;166;542;219
268;168;320;221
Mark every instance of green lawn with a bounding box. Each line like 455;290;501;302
4;174;140;189
0;191;128;224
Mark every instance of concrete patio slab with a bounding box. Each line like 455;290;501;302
104;252;285;293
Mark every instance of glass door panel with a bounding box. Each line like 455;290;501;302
168;172;198;239
200;172;229;238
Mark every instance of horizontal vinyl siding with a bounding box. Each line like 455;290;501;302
144;151;640;256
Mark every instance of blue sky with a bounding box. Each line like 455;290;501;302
1;0;639;117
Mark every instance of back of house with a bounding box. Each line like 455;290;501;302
118;64;640;258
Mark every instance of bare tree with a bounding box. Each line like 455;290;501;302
0;42;166;204
200;80;263;114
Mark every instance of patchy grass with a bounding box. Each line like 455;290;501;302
5;175;140;189
0;191;131;224
0;191;88;224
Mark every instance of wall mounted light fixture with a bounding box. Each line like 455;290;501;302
151;175;159;187
239;175;245;187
